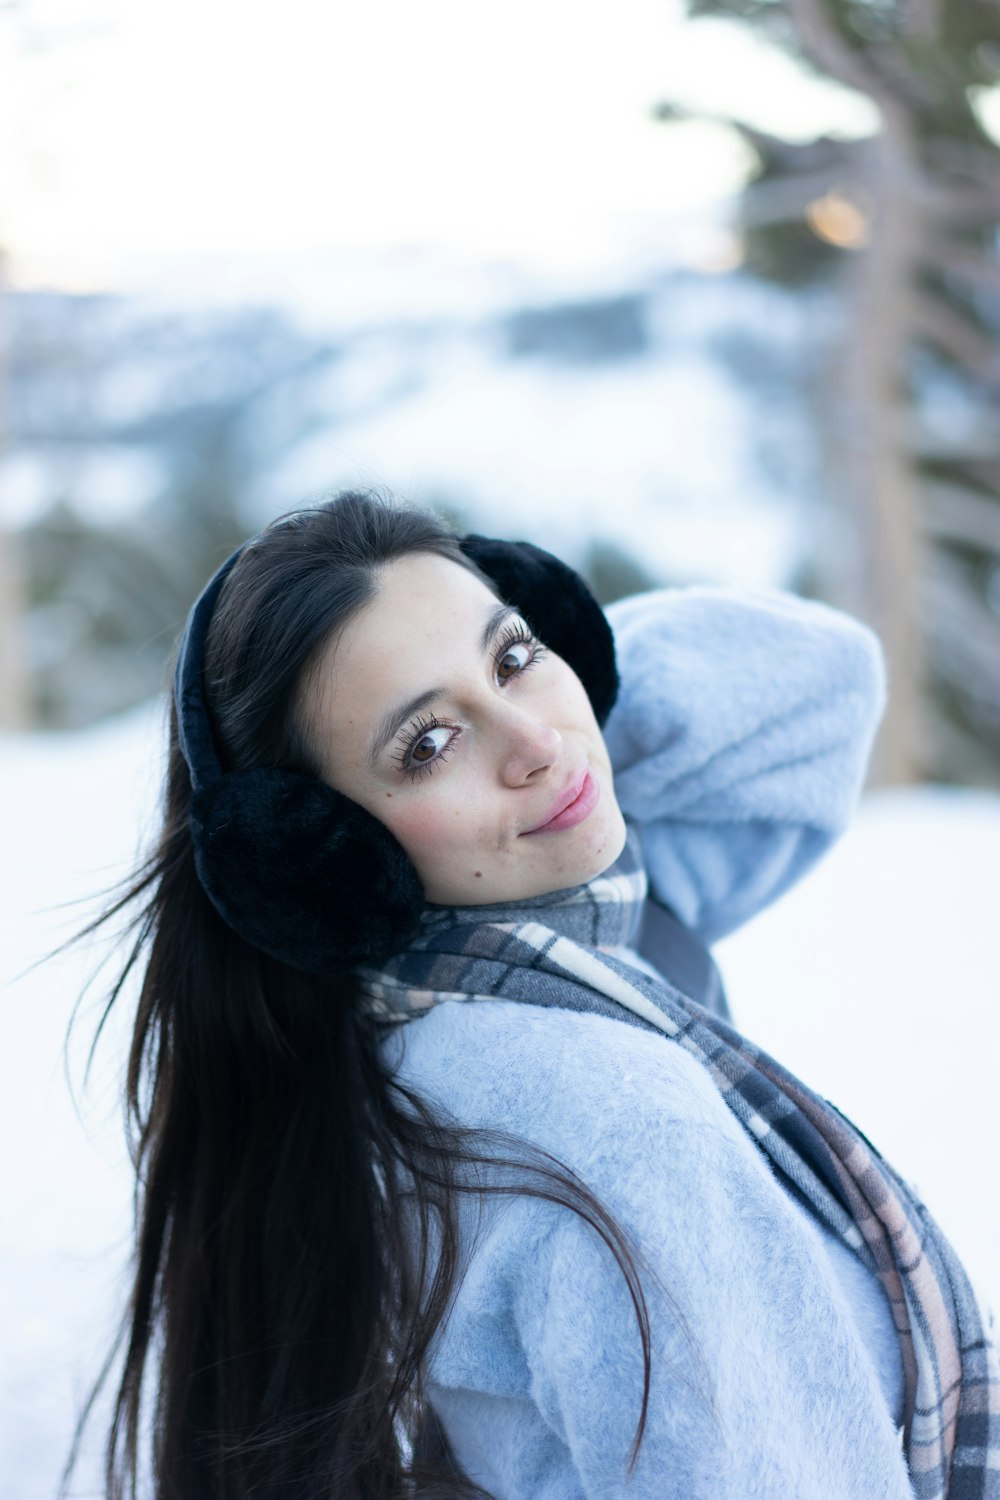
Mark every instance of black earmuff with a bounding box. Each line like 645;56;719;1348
175;532;620;974
458;534;618;729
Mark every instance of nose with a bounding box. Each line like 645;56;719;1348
497;704;562;788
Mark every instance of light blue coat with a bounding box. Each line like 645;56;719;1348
381;587;916;1499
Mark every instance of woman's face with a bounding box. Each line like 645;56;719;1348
302;551;628;906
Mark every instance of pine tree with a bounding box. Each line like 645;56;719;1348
663;0;1000;783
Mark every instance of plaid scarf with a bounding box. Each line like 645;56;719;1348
358;828;1000;1500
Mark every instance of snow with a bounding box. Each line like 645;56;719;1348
270;348;801;588
0;704;164;1498
717;790;1000;1303
242;268;822;593
1;705;997;1497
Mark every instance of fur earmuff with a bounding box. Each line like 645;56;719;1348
190;769;426;970
460;535;619;727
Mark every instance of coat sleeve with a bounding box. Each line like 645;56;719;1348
602;586;887;943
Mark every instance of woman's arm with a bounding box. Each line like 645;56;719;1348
603;586;887;943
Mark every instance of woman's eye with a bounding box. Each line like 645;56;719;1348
396;719;458;780
496;640;533;681
494;625;546;684
410;724;452;764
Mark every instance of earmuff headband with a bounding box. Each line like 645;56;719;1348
174;546;246;795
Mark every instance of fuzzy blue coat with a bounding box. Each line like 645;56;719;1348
381;586;916;1499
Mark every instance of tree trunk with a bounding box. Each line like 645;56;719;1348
835;110;927;784
0;255;32;731
786;0;930;787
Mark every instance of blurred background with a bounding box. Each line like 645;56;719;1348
3;0;999;782
0;0;998;1494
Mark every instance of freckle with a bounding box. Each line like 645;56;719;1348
474;870;482;878
385;792;393;798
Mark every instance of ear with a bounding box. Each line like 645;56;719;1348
190;767;426;971
460;534;620;726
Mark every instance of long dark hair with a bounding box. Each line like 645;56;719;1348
77;490;652;1499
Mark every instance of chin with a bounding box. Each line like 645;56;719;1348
426;804;628;908
578;818;629;884
540;804;629;896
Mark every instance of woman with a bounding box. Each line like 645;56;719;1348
89;489;997;1499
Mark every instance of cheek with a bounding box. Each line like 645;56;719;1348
543;657;600;727
379;794;474;867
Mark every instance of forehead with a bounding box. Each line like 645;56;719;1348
339;551;500;672
303;551;501;750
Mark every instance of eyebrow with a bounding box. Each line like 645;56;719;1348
366;603;520;769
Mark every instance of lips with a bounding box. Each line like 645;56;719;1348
521;768;600;836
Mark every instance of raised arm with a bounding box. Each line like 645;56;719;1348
602;586;887;943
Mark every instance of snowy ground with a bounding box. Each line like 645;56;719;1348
1;704;998;1499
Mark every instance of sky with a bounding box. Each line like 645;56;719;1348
0;0;884;290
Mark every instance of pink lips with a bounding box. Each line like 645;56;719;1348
521;769;601;836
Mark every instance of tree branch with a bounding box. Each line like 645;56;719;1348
924;481;1000;555
923;236;1000;296
913;294;1000;388
901;0;943;45
785;0;907;118
740;167;858;224
924;557;1000;705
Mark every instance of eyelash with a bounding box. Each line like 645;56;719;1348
392;624;548;781
494;622;548;683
